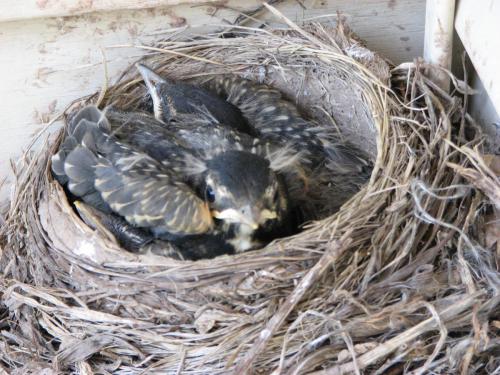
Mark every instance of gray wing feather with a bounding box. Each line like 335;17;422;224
206;76;325;155
93;156;212;235
55;105;213;236
207;76;372;174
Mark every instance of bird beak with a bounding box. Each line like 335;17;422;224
136;63;167;121
212;208;259;229
259;209;278;221
136;63;166;86
212;206;278;229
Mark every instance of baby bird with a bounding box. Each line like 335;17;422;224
138;65;371;218
137;64;258;136
102;106;298;252
52;106;296;258
204;75;372;180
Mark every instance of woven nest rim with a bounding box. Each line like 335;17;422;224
43;18;387;267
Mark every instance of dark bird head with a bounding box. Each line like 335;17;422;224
194;150;289;232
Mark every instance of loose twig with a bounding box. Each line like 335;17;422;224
309;292;483;375
234;231;353;374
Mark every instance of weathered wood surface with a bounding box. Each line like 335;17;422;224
424;0;455;91
455;0;500;136
1;0;223;22
0;0;426;199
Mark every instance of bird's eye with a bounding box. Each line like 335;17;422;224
206;186;216;202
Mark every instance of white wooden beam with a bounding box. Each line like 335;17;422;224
423;0;456;91
0;0;220;23
455;0;500;119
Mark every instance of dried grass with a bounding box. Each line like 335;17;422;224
0;8;499;375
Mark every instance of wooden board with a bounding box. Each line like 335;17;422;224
0;0;426;200
0;0;224;22
261;0;426;65
455;0;500;112
454;0;500;151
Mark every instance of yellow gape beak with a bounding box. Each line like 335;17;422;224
212;208;258;229
212;206;277;229
259;209;278;221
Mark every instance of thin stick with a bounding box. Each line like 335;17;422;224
107;45;225;66
263;3;341;53
233;232;353;374
309;292;482;375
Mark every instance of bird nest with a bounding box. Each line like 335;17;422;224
1;9;499;375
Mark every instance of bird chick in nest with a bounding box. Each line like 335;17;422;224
102;107;301;253
137;64;372;220
136;63;258;137
52;106;299;258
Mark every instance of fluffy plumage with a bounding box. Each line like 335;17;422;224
52;105;296;257
137;65;370;216
53;67;371;258
205;75;373;216
53;106;213;239
74;201;235;260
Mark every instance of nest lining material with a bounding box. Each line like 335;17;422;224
1;10;499;375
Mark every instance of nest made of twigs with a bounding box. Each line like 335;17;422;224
1;8;499;375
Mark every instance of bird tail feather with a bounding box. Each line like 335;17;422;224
51;106;112;211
